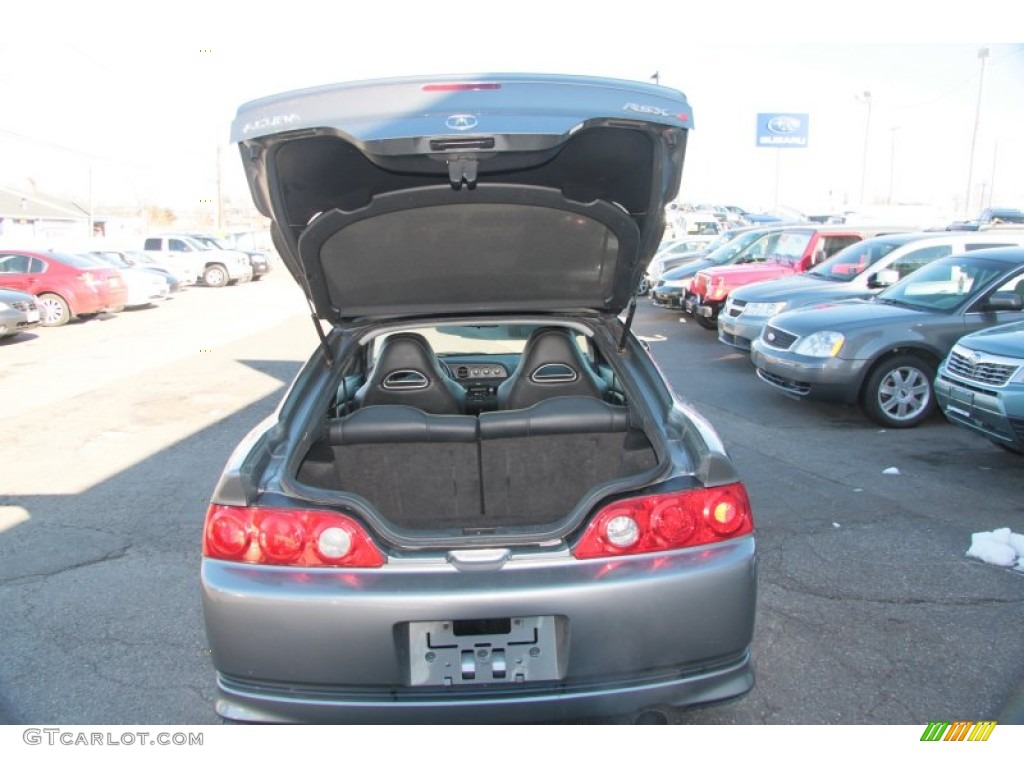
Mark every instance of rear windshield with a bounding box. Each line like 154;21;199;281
808;239;903;282
47;251;107;269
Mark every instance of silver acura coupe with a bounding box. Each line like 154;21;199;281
201;74;756;723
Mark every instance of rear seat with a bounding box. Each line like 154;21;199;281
301;398;656;530
318;405;482;528
478;396;634;526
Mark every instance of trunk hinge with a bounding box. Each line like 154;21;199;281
309;310;334;368
618;297;637;353
448;158;479;190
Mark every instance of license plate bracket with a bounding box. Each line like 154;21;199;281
407;615;563;687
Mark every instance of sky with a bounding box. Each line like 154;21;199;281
2;1;1022;220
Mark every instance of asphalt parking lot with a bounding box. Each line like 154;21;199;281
0;272;1021;724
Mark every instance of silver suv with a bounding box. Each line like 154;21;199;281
142;235;252;287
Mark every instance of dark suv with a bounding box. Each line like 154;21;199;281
201;74;756;724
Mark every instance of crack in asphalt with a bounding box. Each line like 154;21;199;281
762;577;1024;607
0;545;131;586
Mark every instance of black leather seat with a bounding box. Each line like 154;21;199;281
355;333;466;414
497;327;608;410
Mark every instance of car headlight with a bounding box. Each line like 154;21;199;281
743;301;788;317
792;331;845;358
0;302;10;311
1011;365;1024;384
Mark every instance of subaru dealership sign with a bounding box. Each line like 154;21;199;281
756;113;809;148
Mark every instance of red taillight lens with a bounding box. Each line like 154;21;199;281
573;484;753;560
203;505;384;568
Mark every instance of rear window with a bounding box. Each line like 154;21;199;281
45;251;106;269
372;324;587;359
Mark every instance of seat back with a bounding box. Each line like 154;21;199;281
497;327;608;410
356;332;466;414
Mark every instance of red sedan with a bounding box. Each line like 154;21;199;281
0;249;127;326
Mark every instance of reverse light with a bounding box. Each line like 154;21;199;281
605;516;641;548
203;505;384;567
574;484;753;560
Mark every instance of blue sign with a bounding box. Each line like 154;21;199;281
756;113;809;148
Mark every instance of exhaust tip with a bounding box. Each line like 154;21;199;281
633;708;670;725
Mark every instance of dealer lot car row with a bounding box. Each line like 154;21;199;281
201;74;758;724
0;239;272;332
646;225;1024;439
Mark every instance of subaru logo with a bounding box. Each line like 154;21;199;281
445;114;478;131
767;331;776;342
964;350;982;366
767;116;802;134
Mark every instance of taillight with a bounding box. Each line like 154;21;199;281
203;505;385;568
573;484;753;560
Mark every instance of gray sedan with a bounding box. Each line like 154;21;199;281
750;249;1024;427
0;287;40;338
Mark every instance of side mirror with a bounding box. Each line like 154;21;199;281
868;269;900;289
985;291;1024;311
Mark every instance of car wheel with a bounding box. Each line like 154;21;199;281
694;312;717;330
862;354;937;428
203;264;228;287
252;274;263;282
38;293;71;327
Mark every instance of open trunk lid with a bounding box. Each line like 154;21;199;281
231;73;692;322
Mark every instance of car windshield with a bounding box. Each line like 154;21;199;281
193;236;229;249
767;232;812;265
706;230;773;265
808;239;904;282
875;257;1008;311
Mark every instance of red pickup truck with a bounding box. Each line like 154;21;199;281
683;225;905;329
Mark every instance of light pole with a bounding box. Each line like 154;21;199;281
856;91;872;206
964;47;989;218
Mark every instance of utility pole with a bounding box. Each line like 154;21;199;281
964;47;989;218
215;144;223;232
856;91;872;206
988;139;999;208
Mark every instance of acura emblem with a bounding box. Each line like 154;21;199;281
964;350;982;366
445;114;478;131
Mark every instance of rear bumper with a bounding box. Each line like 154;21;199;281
202;537;756;723
215;651;754;724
